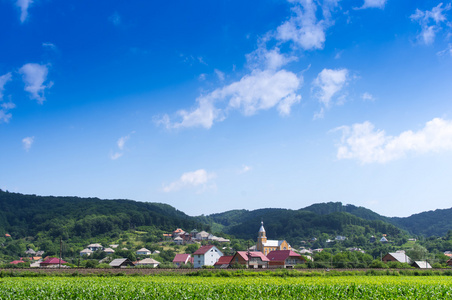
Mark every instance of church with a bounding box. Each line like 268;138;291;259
256;221;291;255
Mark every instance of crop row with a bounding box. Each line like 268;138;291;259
0;276;451;299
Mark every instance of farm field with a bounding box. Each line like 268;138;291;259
0;276;451;299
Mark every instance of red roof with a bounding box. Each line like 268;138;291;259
173;254;191;263
41;257;67;265
5;233;11;237
236;251;270;262
193;245;215;255
267;250;302;262
10;260;25;265
214;256;233;265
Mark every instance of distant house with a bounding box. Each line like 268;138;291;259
195;231;210;241
382;253;412;264
231;251;270;269
136;258;160;268
193;245;223;268
173;228;185;237
36;251;45;256
380;237;388;243
25;248;36;255
412;261;432;269
87;243;103;251
173;254;192;267
447;259;452;267
10;260;26;265
267;250;306;268
214;256;234;269
174;236;184;245
40;257;67;268
103;248;115;254
335;236;346;241
109;258;134;268
5;233;11;237
80;248;93;256
136;248;152;255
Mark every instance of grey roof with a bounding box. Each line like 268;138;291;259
413;261;432;269
388;252;412;264
136;258;160;265
109;258;133;267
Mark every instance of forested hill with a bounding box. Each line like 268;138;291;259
203;202;452;238
0;190;207;239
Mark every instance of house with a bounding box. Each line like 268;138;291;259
444;251;452;258
231;251;270;269
36;251;45;256
195;231;210;240
172;254;192;267
103;248;115;254
412;261;432;269
136;248;152;255
40;257;67;268
335;236;346;241
174;236;184;245
214;256;234;269
10;260;26;265
192;245;223;268
87;243;103;251
267;250;306;268
256;222;291;255
136;258;160;267
5;233;11;237
447;259;452;267
110;244;119;249
80;248;93;256
25;248;36;255
109;258;134;268
173;228;185;237
380;237;388;243
382;253;412;264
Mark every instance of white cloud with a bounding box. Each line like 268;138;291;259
198;73;206;81
312;68;348;111
19;63;52;104
437;43;452;56
16;0;33;23
110;132;134;160
162;69;302;129
0;73;12;100
214;69;225;81
361;92;375;101
360;0;387;9
246;47;297;71
276;0;326;50
163;169;216;192
411;3;451;45
335;118;452;164
42;42;57;50
22;136;34;151
239;165;252;174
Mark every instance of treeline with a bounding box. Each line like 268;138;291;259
0;190;208;240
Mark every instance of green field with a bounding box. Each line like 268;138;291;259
1;276;452;299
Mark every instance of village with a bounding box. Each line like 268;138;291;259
5;222;452;270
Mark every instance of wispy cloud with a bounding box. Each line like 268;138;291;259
0;73;14;123
411;3;451;45
312;68;348;118
163;169;216;192
214;69;225;81
159;69;302;129
22;136;34;151
16;0;33;23
19;63;53;104
361;92;375;101
335;118;452;164
359;0;387;9
110;132;135;160
239;165;252;174
109;12;121;26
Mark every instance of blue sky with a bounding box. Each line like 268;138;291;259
1;0;452;217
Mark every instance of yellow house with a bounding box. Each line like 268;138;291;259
256;221;291;255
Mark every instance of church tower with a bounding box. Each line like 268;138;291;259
257;221;267;252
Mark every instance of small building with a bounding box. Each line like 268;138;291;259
195;231;210;240
80;248;93;256
382;253;412;264
87;243;103;251
267;250;306;268
25;248;36;255
214;255;234;269
109;258;134;268
103;248;115;254
173;228;185;237
174;236;184;245
231;251;270;269
136;248;152;255
136;258;160;268
412;261;432;269
380;237;388;243
36;251;45;256
40;257;67;268
335;236;346;241
173;254;192;267
447;259;452;267
5;233;11;237
10;260;26;265
192;245;223;268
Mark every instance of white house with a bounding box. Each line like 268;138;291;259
87;243;103;251
80;248;93;256
192;245;223;268
136;248;152;255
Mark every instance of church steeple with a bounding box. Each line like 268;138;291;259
257;221;267;252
